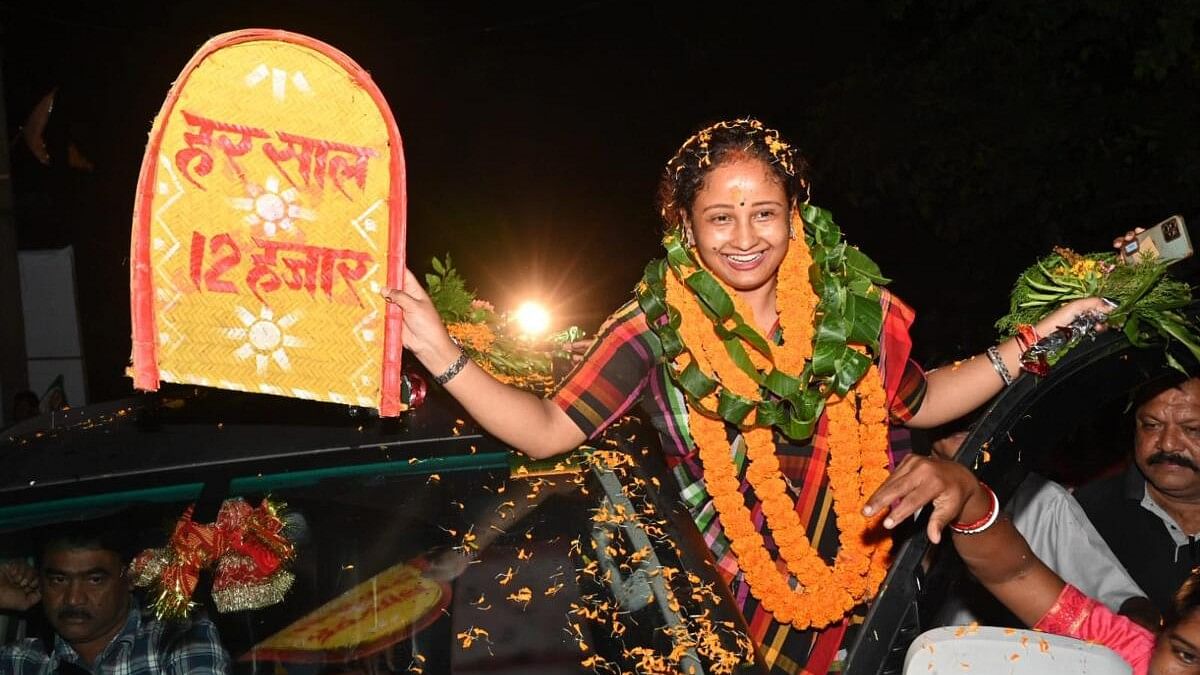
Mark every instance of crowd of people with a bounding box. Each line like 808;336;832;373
1;117;1196;674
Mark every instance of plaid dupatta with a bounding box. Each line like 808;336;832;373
552;290;926;674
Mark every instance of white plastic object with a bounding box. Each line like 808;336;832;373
903;625;1132;675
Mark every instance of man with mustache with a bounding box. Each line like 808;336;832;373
0;522;229;673
1076;376;1200;617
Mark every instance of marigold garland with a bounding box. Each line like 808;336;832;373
662;209;893;630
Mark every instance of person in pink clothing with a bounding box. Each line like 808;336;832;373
864;454;1200;674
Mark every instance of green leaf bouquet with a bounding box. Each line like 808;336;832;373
996;247;1200;372
424;255;584;391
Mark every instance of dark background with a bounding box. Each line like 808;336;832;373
3;0;1199;404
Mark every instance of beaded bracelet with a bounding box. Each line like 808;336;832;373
985;346;1014;386
950;482;1001;535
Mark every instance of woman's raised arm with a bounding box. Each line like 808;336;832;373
384;268;585;459
907;296;1113;429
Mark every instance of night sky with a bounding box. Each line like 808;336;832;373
4;1;1199;403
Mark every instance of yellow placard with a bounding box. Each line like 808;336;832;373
130;30;406;414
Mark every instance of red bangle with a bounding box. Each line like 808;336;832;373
1016;324;1040;352
950;482;1001;535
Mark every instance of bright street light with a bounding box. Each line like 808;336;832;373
513;301;550;339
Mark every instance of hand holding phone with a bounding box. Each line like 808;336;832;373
1122;215;1193;265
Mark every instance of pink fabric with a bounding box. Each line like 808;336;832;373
1033;584;1154;675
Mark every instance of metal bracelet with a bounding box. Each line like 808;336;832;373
434;351;470;386
985;345;1014;386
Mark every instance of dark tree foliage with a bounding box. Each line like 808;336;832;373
797;0;1200;361
3;1;1198;400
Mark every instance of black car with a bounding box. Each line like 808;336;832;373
0;330;1183;674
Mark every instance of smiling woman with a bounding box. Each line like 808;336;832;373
383;117;1113;673
681;159;791;330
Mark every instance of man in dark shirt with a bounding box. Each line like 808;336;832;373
0;522;229;674
1076;376;1200;616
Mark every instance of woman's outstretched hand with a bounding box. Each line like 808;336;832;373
863;455;989;544
380;267;584;459
1032;296;1115;338
382;268;459;371
867;459;1067;627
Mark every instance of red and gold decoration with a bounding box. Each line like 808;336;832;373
637;204;894;629
128;29;409;416
129;497;296;619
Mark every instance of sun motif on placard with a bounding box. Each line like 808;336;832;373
226;305;304;375
230;176;316;237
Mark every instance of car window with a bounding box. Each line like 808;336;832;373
1;395;759;674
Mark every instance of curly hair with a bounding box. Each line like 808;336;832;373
656;118;811;232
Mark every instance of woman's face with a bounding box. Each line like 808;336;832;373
1153;613;1200;674
684;157;789;296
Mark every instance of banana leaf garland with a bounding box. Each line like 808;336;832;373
636;204;887;442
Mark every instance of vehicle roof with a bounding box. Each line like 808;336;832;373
0;384;512;529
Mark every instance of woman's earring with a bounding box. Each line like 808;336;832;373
682;228;695;248
789;225;797;240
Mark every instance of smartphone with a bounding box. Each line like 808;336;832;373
1124;215;1193;264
